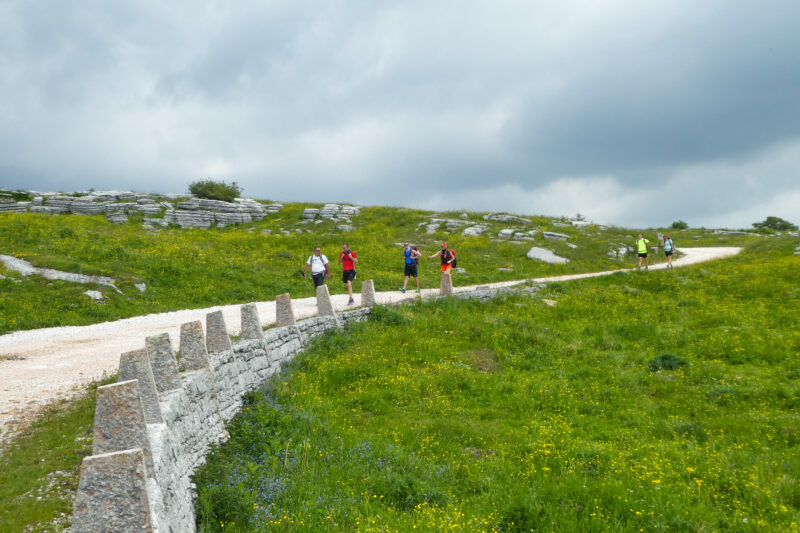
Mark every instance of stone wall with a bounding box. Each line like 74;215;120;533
70;293;372;533
69;281;535;532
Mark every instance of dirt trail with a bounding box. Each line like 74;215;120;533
0;247;741;447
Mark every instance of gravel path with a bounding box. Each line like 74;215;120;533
0;247;740;447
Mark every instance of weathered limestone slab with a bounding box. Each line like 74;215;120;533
440;270;454;296
206;310;232;353
118;349;162;424
179;320;210;371
71;449;154;533
93;380;155;476
276;293;296;327
316;284;336;317
361;279;376;307
146;333;181;393
240;303;264;341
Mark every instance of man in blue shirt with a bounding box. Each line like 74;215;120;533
401;242;421;293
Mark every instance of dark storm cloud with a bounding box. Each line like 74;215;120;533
1;1;799;227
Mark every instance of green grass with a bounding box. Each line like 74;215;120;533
0;204;761;334
0;377;114;533
193;238;800;532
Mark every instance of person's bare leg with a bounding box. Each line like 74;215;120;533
403;275;409;290
415;276;420;289
347;280;353;299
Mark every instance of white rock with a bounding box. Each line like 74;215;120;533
134;283;147;293
566;243;578;249
83;290;105;301
526;247;569;264
542;231;569;241
462;225;488;237
498;229;516;239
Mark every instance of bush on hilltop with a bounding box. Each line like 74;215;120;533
752;216;797;232
188;179;242;203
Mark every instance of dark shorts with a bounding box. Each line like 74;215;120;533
638;253;648;258
312;272;326;288
404;263;418;277
665;251;673;257
342;269;356;283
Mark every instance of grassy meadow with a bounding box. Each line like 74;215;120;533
193;238;800;532
0;203;797;531
0;204;751;334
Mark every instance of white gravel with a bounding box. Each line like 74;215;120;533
0;247;740;447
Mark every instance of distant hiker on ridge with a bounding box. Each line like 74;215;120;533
636;234;650;270
338;242;358;305
429;242;456;273
303;246;330;288
401;242;421;294
661;235;676;269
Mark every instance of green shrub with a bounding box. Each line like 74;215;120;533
188;179;242;203
752;216;798;231
671;220;689;230
647;353;687;372
368;305;409;326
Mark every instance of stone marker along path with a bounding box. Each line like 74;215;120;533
0;247;740;447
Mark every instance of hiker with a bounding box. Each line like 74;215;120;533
429;242;456;272
338;242;358;305
636;234;650;270
662;235;676;269
303;246;330;288
401;242;421;293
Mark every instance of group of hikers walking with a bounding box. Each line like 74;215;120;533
302;234;675;304
636;234;677;270
302;241;457;303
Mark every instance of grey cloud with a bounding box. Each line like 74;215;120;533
1;1;799;227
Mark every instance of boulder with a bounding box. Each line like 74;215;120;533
542;231;569;241
483;213;531;224
462;225;488;237
498;229;516;239
526;247;569;264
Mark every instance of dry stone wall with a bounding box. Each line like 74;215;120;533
70;291;372;533
70;279;533;532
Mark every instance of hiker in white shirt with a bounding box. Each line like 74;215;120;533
303;247;330;288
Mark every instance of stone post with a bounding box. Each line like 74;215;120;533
71;449;155;533
118;349;163;424
316;284;336;317
240;303;264;341
440;270;453;296
145;333;181;393
92;380;155;476
276;293;296;327
206;310;232;353
361;280;376;307
179;320;210;371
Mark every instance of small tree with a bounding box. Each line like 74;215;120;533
752;216;797;231
188;179;242;203
671;220;688;230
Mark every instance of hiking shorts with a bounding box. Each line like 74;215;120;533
441;263;452;272
312;272;326;288
342;269;357;283
638;253;648;258
664;251;673;257
404;263;418;277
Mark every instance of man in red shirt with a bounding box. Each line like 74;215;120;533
338;242;358;305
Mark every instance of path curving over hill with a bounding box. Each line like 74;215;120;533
0;247;740;447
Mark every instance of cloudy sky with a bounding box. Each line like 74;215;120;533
1;1;799;228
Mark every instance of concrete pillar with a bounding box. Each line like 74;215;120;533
316;284;336;317
361;279;376;307
118;349;163;424
240;303;264;341
206;310;232;354
440;270;453;296
276;293;296;327
145;333;181;393
92;380;155;477
179;321;210;371
71;449;154;533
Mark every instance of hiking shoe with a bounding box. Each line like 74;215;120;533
347;298;355;306
401;287;406;293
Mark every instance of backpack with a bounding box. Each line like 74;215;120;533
411;247;420;265
448;249;457;269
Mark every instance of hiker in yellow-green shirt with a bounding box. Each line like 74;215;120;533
636;234;650;270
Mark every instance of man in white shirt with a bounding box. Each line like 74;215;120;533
303;247;330;288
